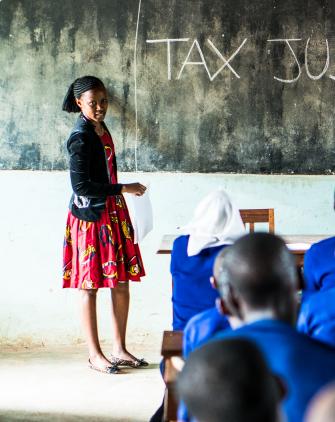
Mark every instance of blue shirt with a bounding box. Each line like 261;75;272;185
297;236;335;347
183;306;231;358
303;236;335;292
178;307;231;422
170;235;225;331
297;289;335;348
215;319;335;422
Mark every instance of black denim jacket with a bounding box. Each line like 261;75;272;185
67;114;123;221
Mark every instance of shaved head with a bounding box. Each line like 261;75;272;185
214;233;298;322
177;338;282;422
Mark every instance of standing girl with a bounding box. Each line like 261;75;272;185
62;76;147;374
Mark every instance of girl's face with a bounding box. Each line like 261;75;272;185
76;88;108;123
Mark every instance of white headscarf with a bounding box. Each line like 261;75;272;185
178;189;246;256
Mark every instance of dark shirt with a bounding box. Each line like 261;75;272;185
67;114;123;221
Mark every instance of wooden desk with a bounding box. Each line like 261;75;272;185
157;234;330;269
161;330;183;358
161;331;183;422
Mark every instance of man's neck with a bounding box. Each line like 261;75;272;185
245;309;276;324
229;309;276;329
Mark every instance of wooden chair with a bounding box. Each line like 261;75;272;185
239;208;275;233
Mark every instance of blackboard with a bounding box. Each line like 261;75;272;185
0;0;335;173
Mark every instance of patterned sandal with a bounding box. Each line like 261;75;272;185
110;355;149;368
133;357;149;367
88;359;120;374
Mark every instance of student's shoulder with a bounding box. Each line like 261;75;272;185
184;307;230;355
308;236;335;256
213;320;290;343
301;289;335;313
186;307;221;329
299;328;335;357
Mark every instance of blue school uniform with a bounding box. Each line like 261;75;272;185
183;306;230;358
178;307;231;422
303;236;335;291
297;236;335;347
170;235;225;331
297;289;335;348
214;319;335;422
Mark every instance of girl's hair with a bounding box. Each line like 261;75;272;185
62;76;106;113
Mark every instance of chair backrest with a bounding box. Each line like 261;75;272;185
239;209;275;234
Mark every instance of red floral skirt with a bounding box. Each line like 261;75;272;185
63;194;145;289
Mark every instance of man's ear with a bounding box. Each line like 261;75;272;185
216;285;243;319
273;374;287;402
226;285;244;319
210;276;217;290
216;297;231;316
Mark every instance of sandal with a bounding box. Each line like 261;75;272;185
88;359;120;374
110;355;149;368
133;357;149;367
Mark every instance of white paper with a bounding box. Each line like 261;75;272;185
286;243;312;251
124;185;153;244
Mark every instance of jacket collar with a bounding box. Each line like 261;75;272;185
73;113;96;134
73;113;109;135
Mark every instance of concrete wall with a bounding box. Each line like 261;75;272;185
0;171;334;345
1;1;334;348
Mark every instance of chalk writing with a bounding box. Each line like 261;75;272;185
146;35;335;83
267;39;302;83
146;36;248;81
305;37;329;80
267;37;335;82
177;39;212;80
146;38;189;80
207;37;248;80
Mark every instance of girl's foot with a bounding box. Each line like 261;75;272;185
89;353;116;371
110;349;148;367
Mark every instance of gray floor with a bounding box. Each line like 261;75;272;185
0;344;164;422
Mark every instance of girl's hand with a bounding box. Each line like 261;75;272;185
122;183;147;196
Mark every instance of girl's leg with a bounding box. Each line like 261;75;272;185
80;289;112;368
110;282;137;360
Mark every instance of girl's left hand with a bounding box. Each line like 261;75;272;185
122;183;147;196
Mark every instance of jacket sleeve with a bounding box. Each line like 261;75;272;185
67;133;123;198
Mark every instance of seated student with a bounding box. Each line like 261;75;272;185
178;289;231;422
212;233;335;422
182;301;230;358
170;189;245;330
177;338;284;422
305;382;335;422
297;209;335;346
150;190;243;422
